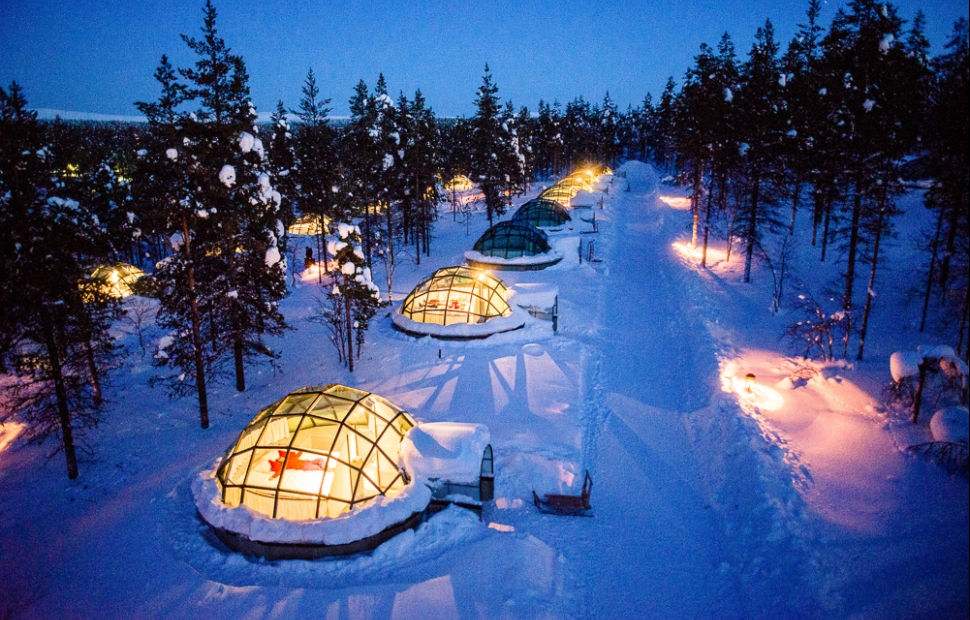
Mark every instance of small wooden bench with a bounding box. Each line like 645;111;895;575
533;470;593;516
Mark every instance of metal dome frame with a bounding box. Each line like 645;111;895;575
473;221;551;260
511;198;572;227
399;266;512;327
215;384;417;521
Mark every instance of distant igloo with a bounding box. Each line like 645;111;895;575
465;221;563;271
194;384;431;558
511;198;572;228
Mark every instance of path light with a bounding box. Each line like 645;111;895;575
745;373;756;393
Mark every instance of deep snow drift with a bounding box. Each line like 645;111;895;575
0;162;967;619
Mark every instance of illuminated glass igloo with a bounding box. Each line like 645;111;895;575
392;266;527;338
466;221;562;271
215;384;417;520
512;198;572;228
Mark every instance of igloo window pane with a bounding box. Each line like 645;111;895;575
227;450;254;485
255;416;296;447
223;486;242;507
274;393;317;416
275;492;317;520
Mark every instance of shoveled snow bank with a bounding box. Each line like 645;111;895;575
391;303;529;338
571;189;596;207
400;423;490;484
192;461;431;545
930;406;969;444
509;282;559;309
463;249;563;268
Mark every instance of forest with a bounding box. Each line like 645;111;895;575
1;0;967;480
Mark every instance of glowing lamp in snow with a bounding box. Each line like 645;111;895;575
745;373;756;393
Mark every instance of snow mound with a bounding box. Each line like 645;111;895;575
509;282;559;309
571;190;596;207
192;461;431;545
219;165;236;187
400;423;490;484
463;249;563;268
890;351;923;381
614;160;658;186
391;303;529;339
930;407;969;444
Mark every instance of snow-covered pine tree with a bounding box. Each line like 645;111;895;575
342;79;382;264
177;1;287;393
268;100;296;255
652;78;679;172
922;18;968;340
324;223;385;372
735;20;788;283
470;64;514;226
0;83;114;479
292;68;339;280
598;92;622;168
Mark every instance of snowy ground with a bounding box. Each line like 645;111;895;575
1;163;967;619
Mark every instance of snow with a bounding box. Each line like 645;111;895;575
571;189;596;206
218;164;236;187
863;99;876;112
237;132;255;154
400;422;490;484
193;461;432;545
391;303;530;339
890;350;922;381
463;248;563;268
508;282;558;309
2;160;967;619
165;148;178;161
930;407;969;444
264;246;281;268
724;87;733;101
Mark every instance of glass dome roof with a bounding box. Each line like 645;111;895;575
215;384;416;520
399;266;512;327
473;221;551;259
511;199;572;227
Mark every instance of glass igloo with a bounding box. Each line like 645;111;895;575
86;262;146;299
215;384;417;520
398;266;512;327
473;221;551;260
512;198;572;227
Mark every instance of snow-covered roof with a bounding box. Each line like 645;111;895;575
400;422;490;485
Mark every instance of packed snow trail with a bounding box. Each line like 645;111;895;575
566;164;731;617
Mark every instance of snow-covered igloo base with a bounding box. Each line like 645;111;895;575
464;249;564;272
391;303;529;340
193;462;432;560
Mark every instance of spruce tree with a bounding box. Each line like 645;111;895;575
0;84;113;478
470;65;514;226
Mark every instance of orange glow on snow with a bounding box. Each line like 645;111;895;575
672;242;728;264
720;361;785;411
0;422;24;454
660;195;692;210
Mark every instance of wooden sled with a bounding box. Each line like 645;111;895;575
533;470;593;516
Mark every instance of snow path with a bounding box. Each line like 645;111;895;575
565;166;728;617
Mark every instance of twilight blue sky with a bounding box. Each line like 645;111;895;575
1;0;966;118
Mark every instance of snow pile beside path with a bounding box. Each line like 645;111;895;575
930;406;969;444
192;461;431;545
400;422;490;484
614;160;658;187
510;282;559;309
890;351;923;381
571;190;596;207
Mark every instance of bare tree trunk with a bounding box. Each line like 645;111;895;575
41;307;79;479
939;184;965;297
345;293;354;373
820;191;834;262
83;339;103;405
920;207;944;332
811;186;822;246
743;173;760;283
844;182;864;311
788;177;801;235
690;165;702;248
234;334;245;392
701;174;715;268
857;205;886;361
182;216;209;429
